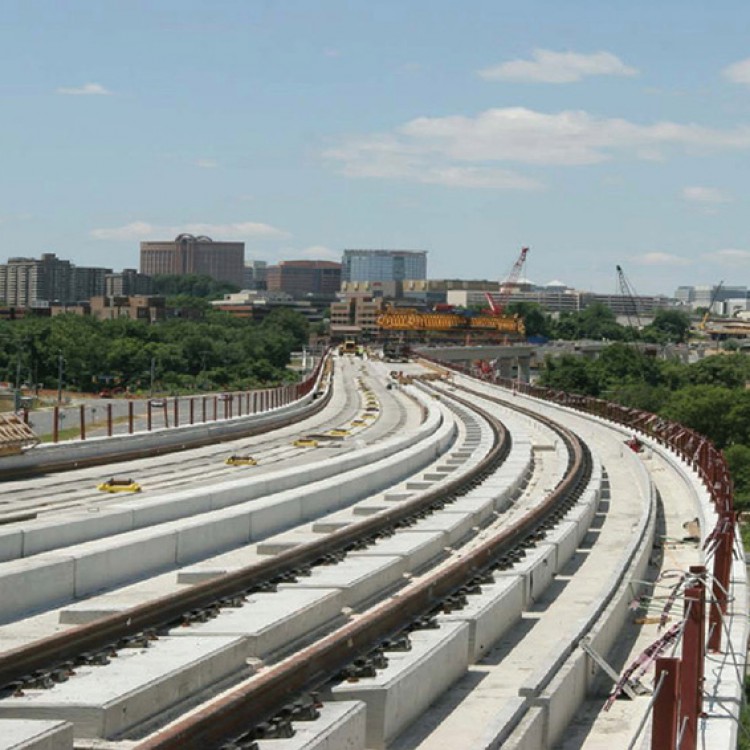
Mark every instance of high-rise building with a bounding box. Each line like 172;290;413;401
105;269;154;297
342;249;427;283
140;234;244;286
243;260;268;290
0;253;111;307
266;260;342;298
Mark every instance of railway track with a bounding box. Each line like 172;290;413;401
0;364;669;750
0;358;413;523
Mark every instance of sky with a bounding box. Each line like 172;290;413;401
1;0;749;296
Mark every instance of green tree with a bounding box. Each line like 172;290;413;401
539;354;601;396
506;301;551;338
725;444;750;513
661;385;737;448
643;309;692;343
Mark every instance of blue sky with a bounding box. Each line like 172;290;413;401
1;0;749;295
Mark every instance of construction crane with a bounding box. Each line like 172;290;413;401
699;281;724;331
485;247;529;315
616;264;642;329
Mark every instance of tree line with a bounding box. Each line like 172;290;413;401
0;308;309;395
537;345;750;511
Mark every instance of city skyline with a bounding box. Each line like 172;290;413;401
1;2;749;296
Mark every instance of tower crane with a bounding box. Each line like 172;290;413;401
485;247;529;315
699;281;724;331
616;264;642;329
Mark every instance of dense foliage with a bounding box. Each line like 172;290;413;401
150;274;240;299
505;302;693;345
538;347;750;510
0;308;308;394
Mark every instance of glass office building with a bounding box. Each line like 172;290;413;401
342;250;427;282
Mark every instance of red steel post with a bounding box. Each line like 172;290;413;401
652;657;681;750
679;575;705;750
708;527;731;652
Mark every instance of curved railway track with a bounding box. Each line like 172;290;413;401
0;359;414;522
0;371;605;750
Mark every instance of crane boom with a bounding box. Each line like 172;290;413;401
616;264;642;329
485;246;529;315
699;281;724;331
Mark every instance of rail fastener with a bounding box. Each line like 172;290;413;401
225;455;258;466
97;477;142;493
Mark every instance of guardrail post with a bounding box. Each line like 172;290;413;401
53;406;59;443
201;396;206;423
128;401;134;434
223;397;229;420
246;392;250;412
107;403;113;437
22;408;29;424
213;396;217;421
652;657;681;750
147;401;152;431
79;404;86;440
708;525;732;652
189;398;194;425
680;568;706;750
237;393;242;417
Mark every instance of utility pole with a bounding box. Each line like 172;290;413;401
56;354;64;404
149;357;156;398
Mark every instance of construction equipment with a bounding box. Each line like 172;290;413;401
376;307;524;335
485;246;529;314
699;281;724;331
616;264;642;329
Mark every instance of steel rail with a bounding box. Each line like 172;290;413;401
0;385;508;693
133;382;590;749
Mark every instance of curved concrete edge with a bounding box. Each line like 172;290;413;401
0;384;446;564
0;358;332;477
484;385;746;750
472;391;656;749
0;390;458;622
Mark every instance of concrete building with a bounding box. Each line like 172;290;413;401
105;269;154;297
672;284;748;312
140;234;244;286
266;260;342;299
342;249;427;283
89;295;166;323
243;260;268;290
211;290;324;324
330;296;384;338
446;287;673;316
0;253;111;307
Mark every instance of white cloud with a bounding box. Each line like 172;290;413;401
633;252;692;266
90;221;290;241
323;48;341;58
56;82;111;96
682;186;731;204
702;248;750;266
195;159;218;169
324;107;750;187
723;57;750;84
478;49;638;83
299;246;341;261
